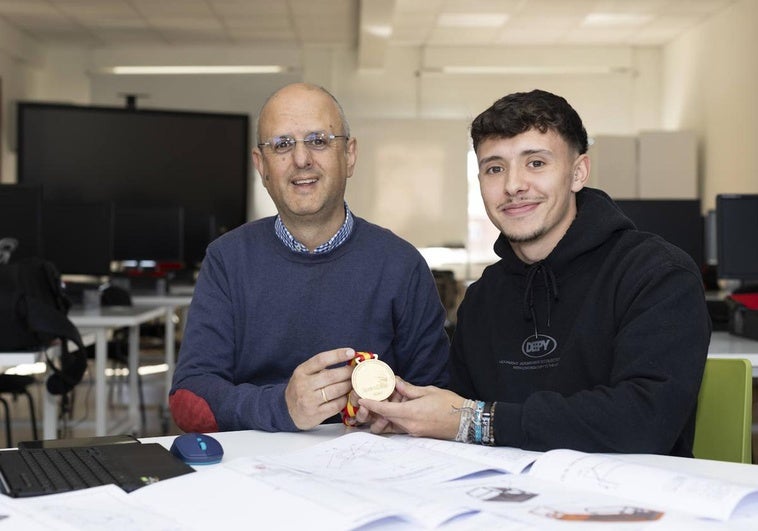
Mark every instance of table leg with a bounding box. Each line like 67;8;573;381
128;325;140;434
164;306;175;405
42;345;60;440
94;329;108;436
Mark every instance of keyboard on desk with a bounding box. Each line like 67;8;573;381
0;447;121;497
0;442;195;498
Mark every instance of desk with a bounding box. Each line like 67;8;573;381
708;331;758;377
144;425;758;486
68;305;166;437
130;294;192;403
138;426;758;529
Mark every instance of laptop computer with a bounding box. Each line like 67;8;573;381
0;440;195;498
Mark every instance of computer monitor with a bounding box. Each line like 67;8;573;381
42;201;114;276
614;199;704;268
17;102;249;272
0;184;43;262
183;212;218;269
716;194;758;283
113;205;184;263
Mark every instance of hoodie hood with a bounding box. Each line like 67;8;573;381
492;187;635;336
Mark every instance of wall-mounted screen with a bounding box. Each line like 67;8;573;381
17;102;249;268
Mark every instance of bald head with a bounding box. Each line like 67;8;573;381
256;83;350;145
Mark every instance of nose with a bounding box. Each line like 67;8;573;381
503;167;528;197
291;141;313;168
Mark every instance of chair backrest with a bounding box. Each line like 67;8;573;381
100;285;132;306
693;358;753;463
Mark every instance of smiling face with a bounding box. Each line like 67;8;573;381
253;84;356;241
476;127;590;263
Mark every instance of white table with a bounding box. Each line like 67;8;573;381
67;305;166;438
130;294;192;403
708;331;758;377
144;425;758;485
140;426;758;530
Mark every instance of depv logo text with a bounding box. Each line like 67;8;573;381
521;335;557;358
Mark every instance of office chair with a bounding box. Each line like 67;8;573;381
693;358;753;463
0;374;39;447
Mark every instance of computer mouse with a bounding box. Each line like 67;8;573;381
170;432;224;465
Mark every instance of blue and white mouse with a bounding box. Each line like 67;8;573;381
170;432;224;465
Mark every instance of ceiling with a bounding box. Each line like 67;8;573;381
0;0;739;64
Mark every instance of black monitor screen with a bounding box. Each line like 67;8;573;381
43;201;114;276
114;205;184;262
0;184;42;262
614;199;705;268
716;194;758;282
17;102;249;268
184;213;217;269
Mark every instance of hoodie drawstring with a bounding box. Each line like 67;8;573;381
522;261;560;338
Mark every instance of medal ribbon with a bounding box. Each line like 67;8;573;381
341;351;378;426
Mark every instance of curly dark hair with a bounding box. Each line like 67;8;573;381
470;89;588;155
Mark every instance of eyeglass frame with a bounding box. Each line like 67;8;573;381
256;131;349;155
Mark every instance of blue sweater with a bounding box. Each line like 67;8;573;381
171;216;450;431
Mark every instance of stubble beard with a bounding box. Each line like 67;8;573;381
502;227;545;244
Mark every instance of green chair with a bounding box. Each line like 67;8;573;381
693;358;753;463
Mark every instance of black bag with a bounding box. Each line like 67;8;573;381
0;257;87;395
726;292;758;341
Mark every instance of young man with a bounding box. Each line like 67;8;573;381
169;83;449;433
359;89;711;456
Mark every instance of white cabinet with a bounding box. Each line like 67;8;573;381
638;130;698;198
588;130;697;199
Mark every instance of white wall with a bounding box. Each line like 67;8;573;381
0;18;42;183
662;0;758;211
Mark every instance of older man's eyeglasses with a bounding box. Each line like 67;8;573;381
257;131;348;155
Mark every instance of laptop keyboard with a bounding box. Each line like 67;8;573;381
2;447;120;497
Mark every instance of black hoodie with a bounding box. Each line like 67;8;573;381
450;188;711;456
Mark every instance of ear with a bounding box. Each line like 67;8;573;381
345;137;357;179
570;153;590;192
252;148;269;184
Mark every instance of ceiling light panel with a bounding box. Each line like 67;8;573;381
437;13;508;28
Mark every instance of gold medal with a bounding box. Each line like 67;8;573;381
351;358;395;400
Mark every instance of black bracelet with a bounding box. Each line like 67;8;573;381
481;402;496;446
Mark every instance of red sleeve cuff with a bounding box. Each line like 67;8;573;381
169;389;219;433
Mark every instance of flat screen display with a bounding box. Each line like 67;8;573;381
614;199;704;268
113;205;184;262
716;194;758;282
42;201;114;276
0;184;43;262
17;102;249;268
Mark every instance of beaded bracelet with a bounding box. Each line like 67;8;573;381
455;399;476;443
481;402;496;446
457;400;497;445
